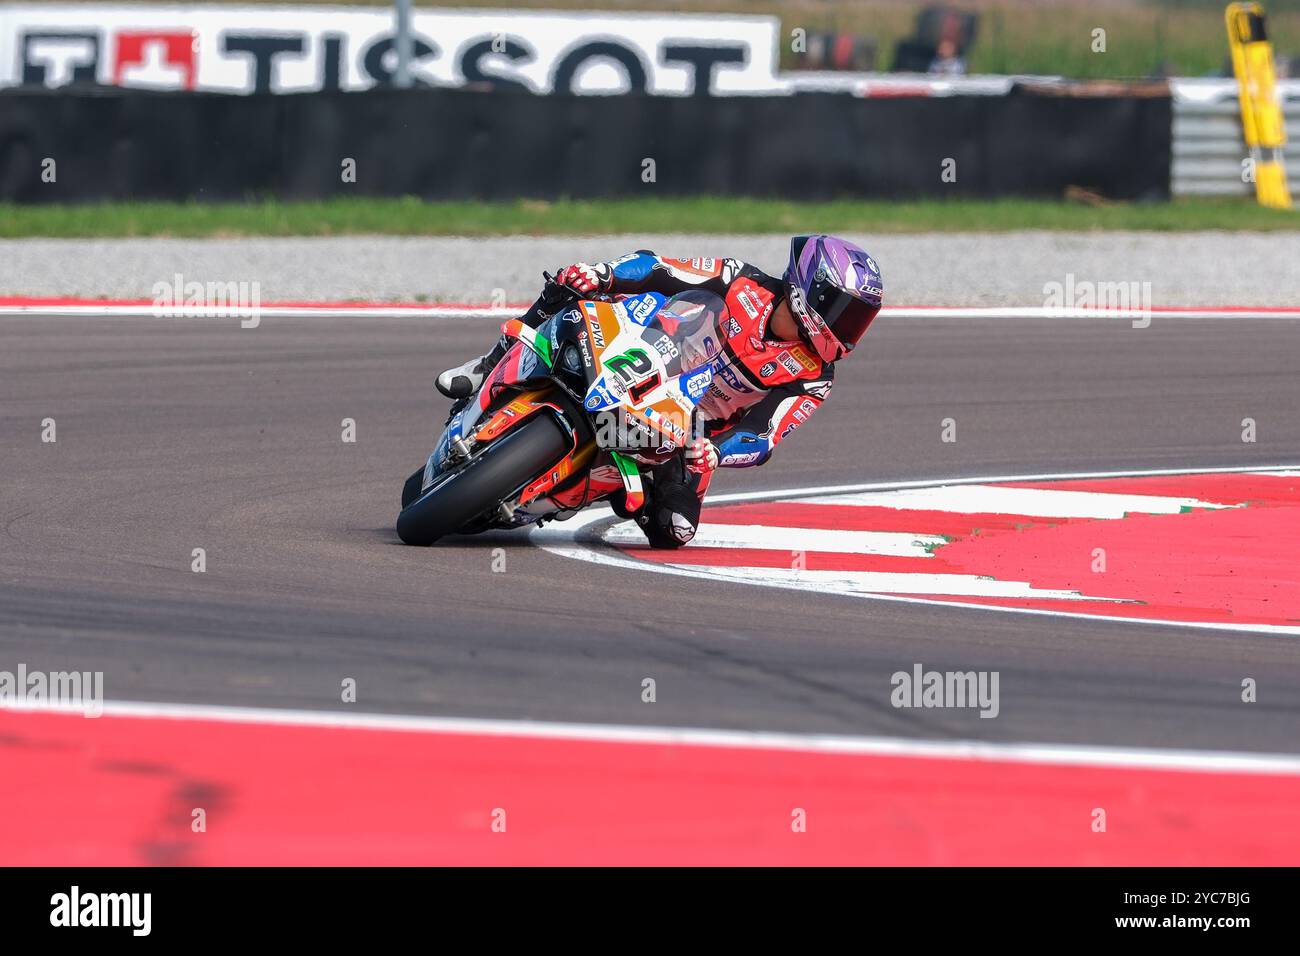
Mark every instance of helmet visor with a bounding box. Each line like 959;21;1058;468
805;275;879;351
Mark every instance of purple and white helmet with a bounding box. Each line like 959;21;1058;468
784;235;883;363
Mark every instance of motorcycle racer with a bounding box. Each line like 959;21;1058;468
436;236;884;548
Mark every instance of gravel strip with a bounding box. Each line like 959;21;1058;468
2;231;1299;306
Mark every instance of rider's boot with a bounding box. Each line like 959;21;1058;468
435;333;509;399
637;457;706;549
436;287;567;399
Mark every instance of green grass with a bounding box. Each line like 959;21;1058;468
1;197;1296;238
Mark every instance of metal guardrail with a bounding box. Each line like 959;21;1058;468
1173;98;1300;196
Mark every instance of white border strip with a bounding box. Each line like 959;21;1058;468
533;463;1300;637
5;697;1300;775
0;304;520;319
887;306;1300;319
2;304;1300;320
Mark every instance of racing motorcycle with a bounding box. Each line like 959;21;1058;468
396;278;726;546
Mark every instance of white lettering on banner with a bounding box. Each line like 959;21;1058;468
0;5;781;96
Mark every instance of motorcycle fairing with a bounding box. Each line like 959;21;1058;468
420;287;730;530
578;298;713;457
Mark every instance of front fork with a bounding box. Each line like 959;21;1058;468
461;386;611;517
467;394;644;514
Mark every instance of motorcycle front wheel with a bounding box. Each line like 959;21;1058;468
396;413;570;546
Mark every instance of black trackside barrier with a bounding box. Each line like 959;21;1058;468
0;86;1171;202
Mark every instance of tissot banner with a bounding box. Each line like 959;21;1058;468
0;3;781;95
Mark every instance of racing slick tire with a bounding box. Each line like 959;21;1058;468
401;468;425;508
396;413;570;546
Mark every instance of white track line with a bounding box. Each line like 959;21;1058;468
0;304;520;319
532;463;1300;636
604;521;948;557
606;461;1300;506
5;698;1300;775
655;562;1117;601
883;306;1300;320
796;484;1234;519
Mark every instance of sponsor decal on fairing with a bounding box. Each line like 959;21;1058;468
652;334;680;360
585;378;618;410
680;367;713;401
618;292;663;326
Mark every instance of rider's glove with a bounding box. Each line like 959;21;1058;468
684;438;719;475
555;262;611;295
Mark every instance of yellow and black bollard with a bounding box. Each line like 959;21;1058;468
1225;2;1292;209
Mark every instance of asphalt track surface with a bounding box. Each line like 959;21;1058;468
3;311;1299;754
